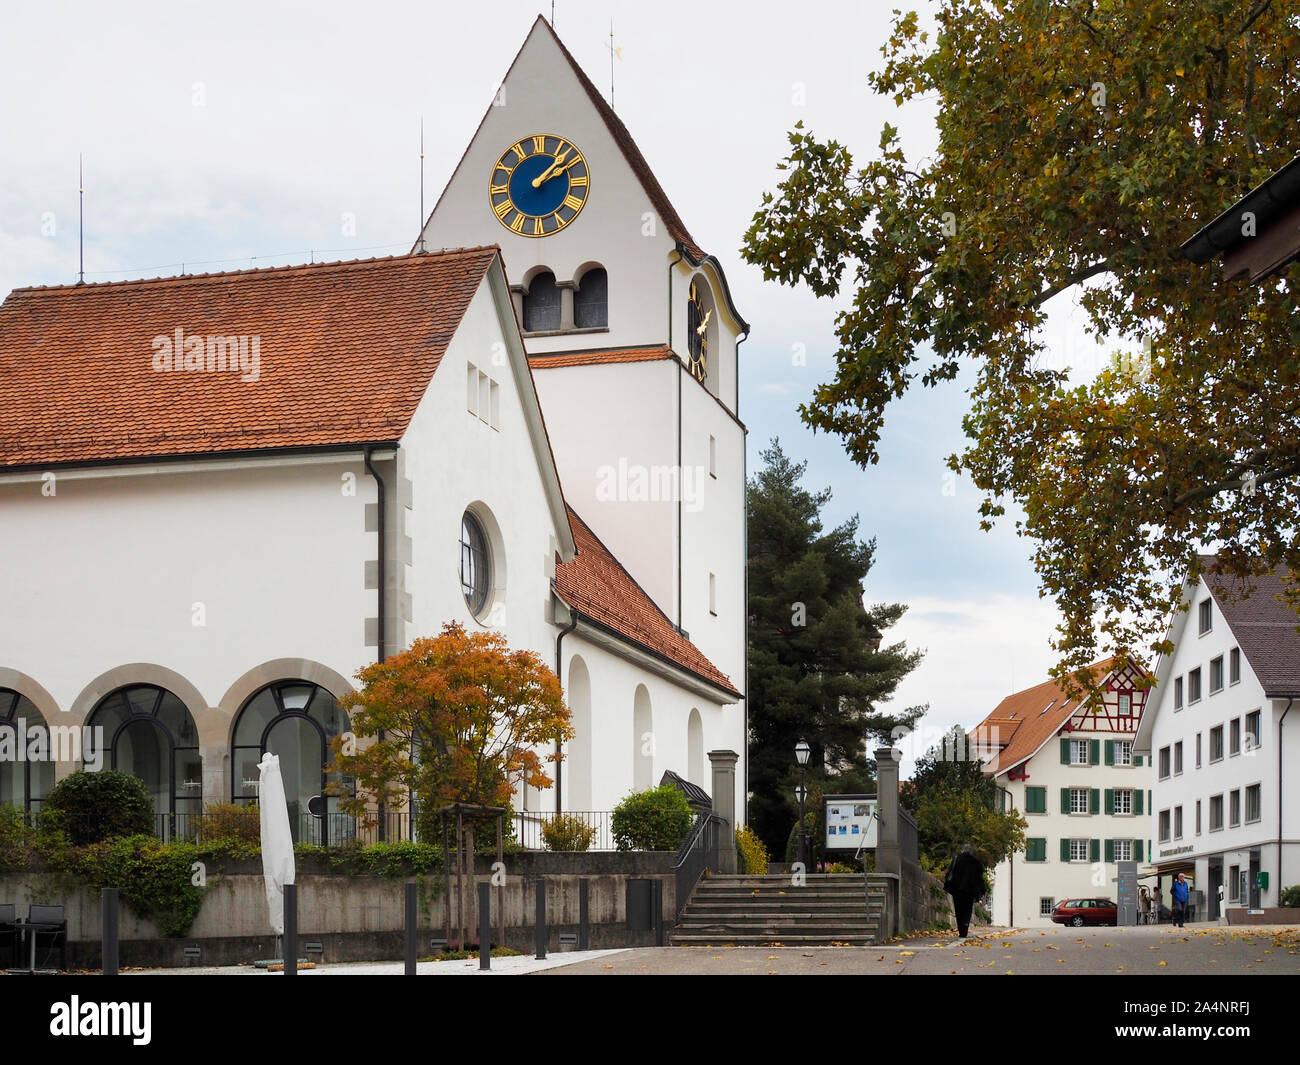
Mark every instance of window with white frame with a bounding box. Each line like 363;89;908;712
1174;805;1183;839
1069;787;1089;814
1230;718;1241;756
1210;655;1224;693
1209;794;1224;831
1070;739;1089;765
1210;725;1224;762
1158;746;1171;779
1229;789;1241;827
1174;740;1183;775
1114;789;1133;815
1174;676;1184;709
1230;647;1241;684
1188;668;1202;702
1199;598;1212;634
1246;710;1261;751
1069;839;1089;862
1113;839;1132;862
1040;897;1055;916
1117;693;1132;716
1115;740;1133;766
1158;809;1171;841
1246;783;1261;823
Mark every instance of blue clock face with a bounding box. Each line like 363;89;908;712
489;134;590;237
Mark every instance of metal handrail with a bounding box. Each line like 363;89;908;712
671;812;723;917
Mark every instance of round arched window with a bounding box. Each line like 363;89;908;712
460;512;491;615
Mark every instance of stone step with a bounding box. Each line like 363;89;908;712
670;933;877;946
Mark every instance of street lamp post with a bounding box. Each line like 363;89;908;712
795;740;811;870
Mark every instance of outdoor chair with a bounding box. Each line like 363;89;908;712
0;904;17;970
26;904;67;971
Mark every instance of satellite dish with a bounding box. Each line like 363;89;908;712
307;795;327;818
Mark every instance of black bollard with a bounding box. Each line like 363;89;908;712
478;882;491;971
101;888;119;976
535;878;547;959
283;884;297;977
405;881;418;976
578;878;590;951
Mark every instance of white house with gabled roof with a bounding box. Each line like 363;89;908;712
1135;557;1300;916
972;657;1154;927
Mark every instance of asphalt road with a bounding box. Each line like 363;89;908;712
538;924;1300;975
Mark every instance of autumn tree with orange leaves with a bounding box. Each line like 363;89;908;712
329;623;572;830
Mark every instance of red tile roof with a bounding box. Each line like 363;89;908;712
0;250;498;469
555;507;738;696
971;659;1119;775
1200;557;1300;697
528;347;675;369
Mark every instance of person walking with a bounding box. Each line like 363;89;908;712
944;843;986;940
1138;886;1151;926
1171;872;1190;928
1152;884;1162;925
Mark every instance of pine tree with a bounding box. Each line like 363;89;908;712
746;439;925;857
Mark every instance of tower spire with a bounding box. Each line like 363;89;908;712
418;116;426;254
77;154;85;285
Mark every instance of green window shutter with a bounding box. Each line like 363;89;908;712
1060;838;1071;862
1134;754;1144;767
1134;789;1144;815
1104;788;1114;815
1060;788;1070;814
1104;740;1115;765
1060;738;1070;764
1026;787;1044;814
1027;838;1044;862
1089;739;1100;765
1104;838;1114;862
1134;840;1144;862
1090;838;1100;863
1090;788;1100;815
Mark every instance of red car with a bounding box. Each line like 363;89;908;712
1051;898;1118;926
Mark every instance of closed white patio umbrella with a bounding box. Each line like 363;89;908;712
258;752;296;936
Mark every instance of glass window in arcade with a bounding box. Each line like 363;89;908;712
85;685;202;835
0;689;56;813
231;681;351;844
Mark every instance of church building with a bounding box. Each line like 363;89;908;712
0;17;748;842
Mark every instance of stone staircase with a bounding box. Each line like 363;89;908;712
672;874;883;946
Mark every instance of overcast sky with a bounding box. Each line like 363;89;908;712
0;0;1111;774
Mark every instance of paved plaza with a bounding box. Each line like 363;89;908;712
116;923;1300;976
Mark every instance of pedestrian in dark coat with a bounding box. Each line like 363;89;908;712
944;844;986;939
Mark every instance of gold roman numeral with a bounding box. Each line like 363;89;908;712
532;134;546;153
510;141;526;162
551;213;564;230
510;212;527;233
493;199;512;219
563;194;584;212
569;175;588;187
489;183;508;196
533;216;545;236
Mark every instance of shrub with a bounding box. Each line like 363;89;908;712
62;835;206;938
1280;885;1300;908
541;814;597;852
0;803;34;873
193;802;261;846
824;862;859;874
43;771;154;845
735;825;769;874
611;785;694;851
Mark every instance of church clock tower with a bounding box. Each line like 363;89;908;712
417;15;748;758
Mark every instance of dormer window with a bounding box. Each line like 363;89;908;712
523;271;561;332
574;267;607;328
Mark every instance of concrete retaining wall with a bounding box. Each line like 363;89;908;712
0;851;678;968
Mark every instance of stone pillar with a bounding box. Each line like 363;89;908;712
708;750;739;873
557;280;577;331
874;747;902;878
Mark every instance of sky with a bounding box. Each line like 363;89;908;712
0;0;1115;775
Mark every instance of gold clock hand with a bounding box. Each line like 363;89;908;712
696;309;712;335
532;148;572;188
